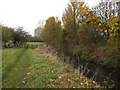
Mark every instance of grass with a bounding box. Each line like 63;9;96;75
2;49;32;88
27;42;45;45
2;48;101;88
0;32;1;89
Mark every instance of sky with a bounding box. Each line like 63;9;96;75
0;0;100;36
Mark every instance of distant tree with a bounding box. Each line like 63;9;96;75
12;27;29;46
2;26;29;48
34;27;43;39
2;26;14;43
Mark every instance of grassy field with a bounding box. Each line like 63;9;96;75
27;42;45;45
2;48;101;88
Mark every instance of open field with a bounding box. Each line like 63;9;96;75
2;48;101;88
27;42;45;45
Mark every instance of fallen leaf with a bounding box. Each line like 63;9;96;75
87;80;94;85
20;81;27;84
81;82;83;85
67;79;71;82
51;71;54;73
22;81;26;84
49;79;54;82
61;82;63;84
61;75;64;77
93;81;96;84
2;84;6;87
27;72;30;75
52;85;55;87
59;76;62;79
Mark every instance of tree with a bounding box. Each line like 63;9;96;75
2;26;14;42
92;0;120;52
2;26;14;47
12;27;29;46
34;27;43;39
2;26;30;48
62;1;89;31
62;0;89;56
41;17;62;48
92;0;120;39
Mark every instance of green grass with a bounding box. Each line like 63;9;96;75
0;31;1;89
2;49;32;88
2;48;101;88
27;42;45;45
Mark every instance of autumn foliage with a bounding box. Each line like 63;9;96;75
41;0;120;70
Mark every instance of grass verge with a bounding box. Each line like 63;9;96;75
2;48;101;88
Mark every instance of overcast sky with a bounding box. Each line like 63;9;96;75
0;0;100;36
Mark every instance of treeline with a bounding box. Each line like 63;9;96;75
41;0;120;70
1;26;40;48
1;26;29;48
